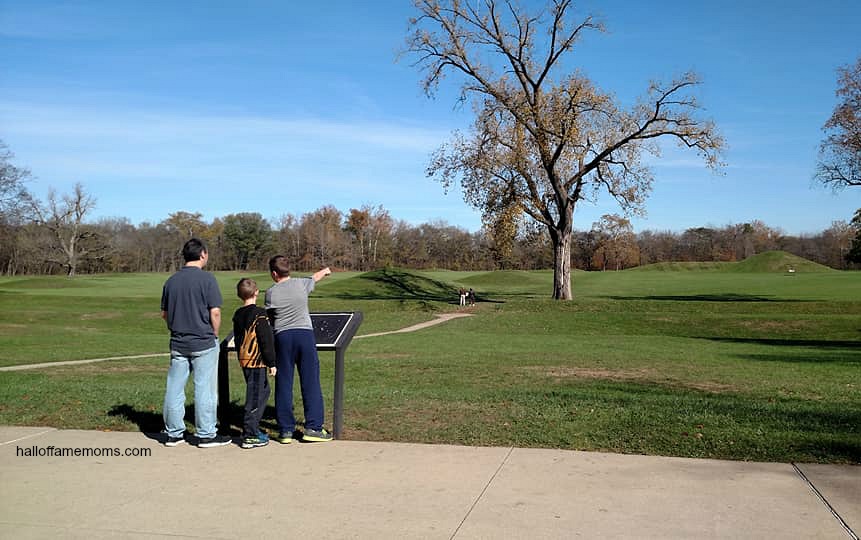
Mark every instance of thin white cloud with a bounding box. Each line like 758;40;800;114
0;101;447;153
0;99;462;226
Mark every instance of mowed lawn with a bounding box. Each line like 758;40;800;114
0;254;859;463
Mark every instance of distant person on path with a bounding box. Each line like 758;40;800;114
233;278;277;449
468;288;476;306
459;287;466;306
266;255;333;443
160;238;231;448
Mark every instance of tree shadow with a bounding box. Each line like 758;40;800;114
605;294;814;303
705;337;861;349
732;352;861;364
700;337;861;364
332;268;459;301
548;380;861;463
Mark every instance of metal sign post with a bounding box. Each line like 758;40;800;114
218;311;363;439
310;312;363;439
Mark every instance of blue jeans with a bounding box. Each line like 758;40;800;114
163;341;219;439
274;329;325;434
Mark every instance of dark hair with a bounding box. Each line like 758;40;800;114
182;238;207;262
236;278;258;300
268;255;290;278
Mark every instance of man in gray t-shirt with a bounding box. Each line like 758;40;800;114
265;255;333;443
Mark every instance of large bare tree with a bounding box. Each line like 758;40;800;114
32;183;97;278
816;56;861;189
406;0;724;298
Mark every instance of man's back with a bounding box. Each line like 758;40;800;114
161;266;222;353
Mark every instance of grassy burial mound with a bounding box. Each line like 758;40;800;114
456;269;553;296
627;261;731;272
729;251;835;273
631;251;835;274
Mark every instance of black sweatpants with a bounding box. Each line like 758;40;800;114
242;367;270;438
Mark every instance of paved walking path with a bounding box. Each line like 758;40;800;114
0;312;473;372
1;426;858;539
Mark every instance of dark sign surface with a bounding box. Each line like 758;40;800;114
311;313;356;348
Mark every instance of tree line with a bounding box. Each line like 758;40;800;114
0;182;858;276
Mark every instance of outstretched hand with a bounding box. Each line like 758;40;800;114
312;267;332;282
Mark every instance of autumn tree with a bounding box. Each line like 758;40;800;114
156;211;213;270
31;183;98;278
406;0;724;299
274;214;302;263
816;56;861;189
846;209;861;264
590;214;638;270
818;219;853;269
89;217;137;273
342;204;396;270
345;207;372;270
514;220;552;269
636;230;677;265
365;205;395;267
679;227;718;261
299;205;347;269
486;199;521;268
162;211;209;239
222;212;273;270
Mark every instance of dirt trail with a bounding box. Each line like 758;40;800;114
354;312;473;339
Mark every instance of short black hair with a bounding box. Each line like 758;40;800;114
182;238;207;262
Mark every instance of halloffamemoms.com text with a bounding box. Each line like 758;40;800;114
16;445;152;458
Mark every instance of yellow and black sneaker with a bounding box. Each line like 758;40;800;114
274;432;293;444
302;427;333;442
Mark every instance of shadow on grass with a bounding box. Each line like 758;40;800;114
700;337;861;364
535;381;861;463
109;402;286;439
217;403;282;436
329;268;503;304
349;268;458;301
108;404;163;435
705;337;861;349
605;294;814;303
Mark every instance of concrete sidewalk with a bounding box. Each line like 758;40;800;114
0;427;857;539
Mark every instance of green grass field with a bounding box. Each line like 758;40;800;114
0;251;858;463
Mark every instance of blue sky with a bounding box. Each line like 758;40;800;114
1;0;859;235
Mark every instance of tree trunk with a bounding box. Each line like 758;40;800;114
550;228;572;300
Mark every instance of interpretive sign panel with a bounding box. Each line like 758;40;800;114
311;312;362;350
